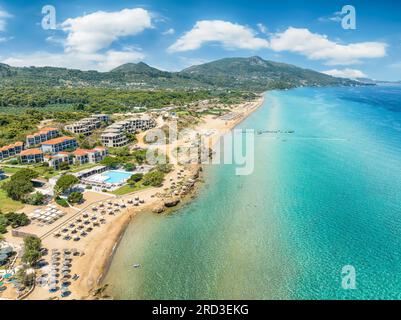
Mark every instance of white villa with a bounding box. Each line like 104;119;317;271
101;115;156;147
65;114;109;136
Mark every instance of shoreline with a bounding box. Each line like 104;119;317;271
24;93;266;300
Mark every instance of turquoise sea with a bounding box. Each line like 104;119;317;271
104;85;401;299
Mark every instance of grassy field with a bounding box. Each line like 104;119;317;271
111;183;149;196
0;179;24;213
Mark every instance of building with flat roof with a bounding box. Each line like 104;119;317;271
101;115;155;147
101;132;129;148
65;114;110;136
41;136;78;154
19;148;44;164
26;127;60;148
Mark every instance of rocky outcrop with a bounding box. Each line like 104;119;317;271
164;198;181;208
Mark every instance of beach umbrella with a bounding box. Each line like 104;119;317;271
62;271;70;276
0;246;13;255
0;254;8;263
49;285;57;292
48;277;57;285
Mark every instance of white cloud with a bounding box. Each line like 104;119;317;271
2;8;150;71
0;8;12;32
168;20;269;53
257;23;268;35
61;8;152;54
322;68;367;79
168;22;386;66
269;27;387;65
162;28;175;35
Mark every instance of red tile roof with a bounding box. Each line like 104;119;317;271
0;141;24;152
20;148;43;156
73;149;90;156
41;136;75;146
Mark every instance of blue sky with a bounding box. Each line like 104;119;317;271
0;0;400;80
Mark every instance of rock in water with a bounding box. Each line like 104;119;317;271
164;198;181;208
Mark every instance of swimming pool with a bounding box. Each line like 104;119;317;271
102;170;133;184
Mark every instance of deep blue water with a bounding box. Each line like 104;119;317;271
104;85;401;299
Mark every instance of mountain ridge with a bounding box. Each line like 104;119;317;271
0;56;360;91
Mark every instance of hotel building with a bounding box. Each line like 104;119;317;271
73;147;109;165
26;127;60;148
44;152;74;170
65;114;110;136
19;148;44;164
101;115;155;147
41;136;78;154
0;142;25;160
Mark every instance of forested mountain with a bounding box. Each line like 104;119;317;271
0;56;358;91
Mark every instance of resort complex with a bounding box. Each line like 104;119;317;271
0;91;264;301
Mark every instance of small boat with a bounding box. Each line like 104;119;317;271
132;264;141;269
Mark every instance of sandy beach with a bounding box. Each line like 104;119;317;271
14;94;265;300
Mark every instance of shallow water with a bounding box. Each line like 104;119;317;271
104;85;401;299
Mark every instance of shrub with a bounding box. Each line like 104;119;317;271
68;192;84;204
26;192;46;205
59;162;70;171
4;212;30;228
54;175;79;196
156;164;173;174
56;197;69;208
124;163;135;172
22;235;42;265
0;224;7;234
142;171;165;187
127;173;143;186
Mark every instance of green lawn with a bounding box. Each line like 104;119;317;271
111;183;149;196
0;179;24;213
69;163;98;173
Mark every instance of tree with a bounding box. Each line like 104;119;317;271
142;171;165;187
4;212;30;228
59;162;70;171
156;164;173;174
127;173;143;186
12;169;38;181
2;178;34;201
100;156;121;169
54;174;79;196
68;191;83;204
132;149;147;164
124;163;135;172
22;235;42;266
26;192;46;205
1;168;38;201
0;224;7;234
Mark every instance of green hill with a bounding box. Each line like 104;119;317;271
0;56;358;91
